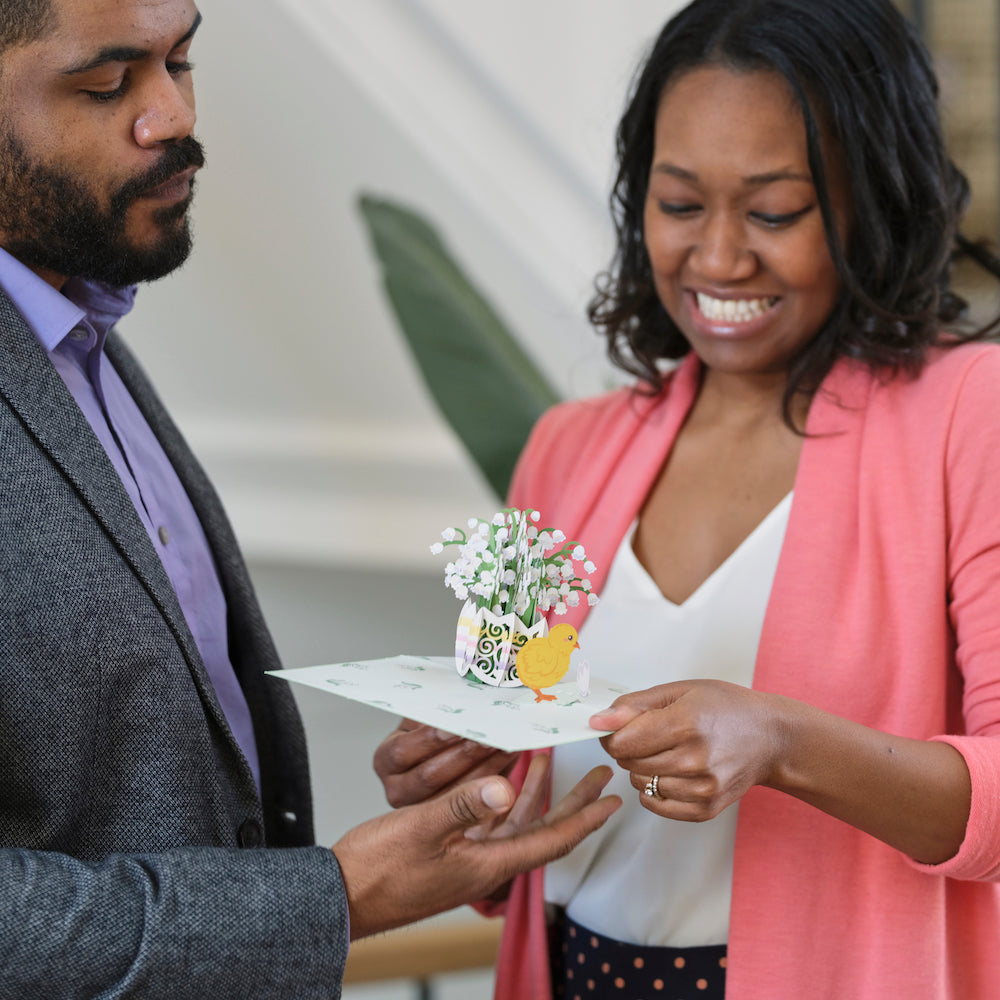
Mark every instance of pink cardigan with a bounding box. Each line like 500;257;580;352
488;346;1000;999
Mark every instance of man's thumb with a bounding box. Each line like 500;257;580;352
441;776;515;831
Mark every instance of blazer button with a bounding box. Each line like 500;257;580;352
238;819;263;848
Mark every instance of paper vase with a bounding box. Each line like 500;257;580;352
454;599;548;686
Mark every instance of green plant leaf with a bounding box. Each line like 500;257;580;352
357;194;561;498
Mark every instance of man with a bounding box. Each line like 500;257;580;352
0;1;619;995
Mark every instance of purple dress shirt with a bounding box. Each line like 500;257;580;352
0;249;261;792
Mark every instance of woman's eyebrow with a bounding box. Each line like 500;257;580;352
651;162;813;185
651;163;698;182
61;11;203;77
742;168;813;185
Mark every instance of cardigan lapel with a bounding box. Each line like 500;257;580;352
552;355;702;634
753;357;875;698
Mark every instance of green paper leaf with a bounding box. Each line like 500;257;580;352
357;194;561;498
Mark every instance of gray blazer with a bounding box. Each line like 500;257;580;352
0;290;348;998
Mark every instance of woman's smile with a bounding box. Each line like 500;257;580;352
688;290;782;335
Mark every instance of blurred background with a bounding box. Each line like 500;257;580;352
119;2;998;996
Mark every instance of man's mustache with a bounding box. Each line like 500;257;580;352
114;136;206;206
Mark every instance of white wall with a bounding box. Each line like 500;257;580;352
119;0;681;570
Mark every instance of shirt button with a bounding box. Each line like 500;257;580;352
238;819;263;848
158;525;170;545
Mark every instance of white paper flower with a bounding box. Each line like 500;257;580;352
431;507;598;627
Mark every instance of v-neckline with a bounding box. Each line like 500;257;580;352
625;492;794;610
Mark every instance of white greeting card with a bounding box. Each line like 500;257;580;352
270;655;628;752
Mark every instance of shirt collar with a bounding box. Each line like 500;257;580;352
0;246;137;351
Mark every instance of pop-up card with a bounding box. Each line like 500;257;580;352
434;507;598;697
270;509;621;752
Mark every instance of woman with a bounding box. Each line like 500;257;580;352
375;0;1000;996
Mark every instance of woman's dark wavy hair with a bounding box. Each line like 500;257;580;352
589;0;1000;420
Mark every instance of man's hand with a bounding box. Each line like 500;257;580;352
373;719;519;808
333;759;619;939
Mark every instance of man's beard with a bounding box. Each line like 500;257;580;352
0;132;206;287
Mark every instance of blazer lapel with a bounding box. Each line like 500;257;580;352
105;332;288;811
0;290;207;689
105;333;256;620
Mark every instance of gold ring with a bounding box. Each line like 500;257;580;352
643;775;660;798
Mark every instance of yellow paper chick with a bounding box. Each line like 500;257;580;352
516;623;581;703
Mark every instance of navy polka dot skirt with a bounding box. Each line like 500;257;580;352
548;910;727;999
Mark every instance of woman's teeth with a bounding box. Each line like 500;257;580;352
696;292;778;323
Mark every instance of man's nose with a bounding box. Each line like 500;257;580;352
133;73;196;148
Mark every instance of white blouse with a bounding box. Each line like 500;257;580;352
544;494;793;947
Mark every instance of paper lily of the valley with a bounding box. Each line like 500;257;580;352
271;655;629;752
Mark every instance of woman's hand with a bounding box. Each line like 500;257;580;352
590;680;784;822
589;680;972;864
374;718;519;808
